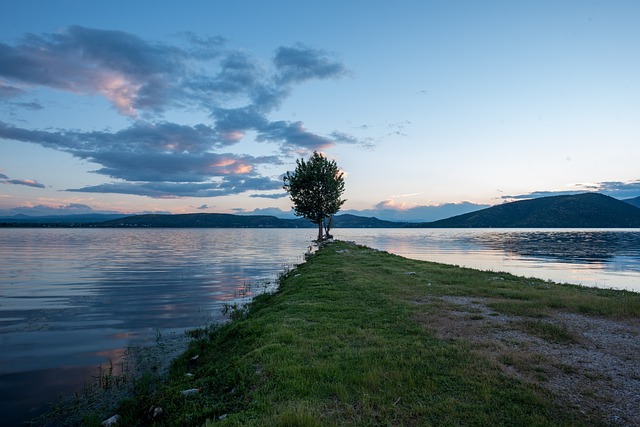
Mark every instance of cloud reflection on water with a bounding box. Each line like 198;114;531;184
1;228;639;425
0;228;314;424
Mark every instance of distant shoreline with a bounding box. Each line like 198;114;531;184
3;193;640;228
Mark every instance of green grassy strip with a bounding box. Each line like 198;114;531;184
101;241;639;426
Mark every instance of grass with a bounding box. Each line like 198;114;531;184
78;241;639;426
514;319;579;344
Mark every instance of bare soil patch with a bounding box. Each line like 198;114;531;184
414;296;640;426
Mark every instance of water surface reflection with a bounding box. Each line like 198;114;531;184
338;229;640;291
0;228;316;425
1;227;639;426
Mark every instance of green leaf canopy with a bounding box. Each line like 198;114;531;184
283;151;346;240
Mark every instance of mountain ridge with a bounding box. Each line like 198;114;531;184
423;193;640;228
92;212;406;228
2;193;639;228
625;196;640;209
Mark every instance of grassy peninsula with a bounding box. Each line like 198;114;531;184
83;241;639;426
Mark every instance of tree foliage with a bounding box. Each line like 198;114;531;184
283;151;346;240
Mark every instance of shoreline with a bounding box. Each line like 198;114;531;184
28;271;293;427
36;241;640;425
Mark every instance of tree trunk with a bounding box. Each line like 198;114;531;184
317;221;323;241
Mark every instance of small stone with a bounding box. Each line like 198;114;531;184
188;354;200;369
147;406;164;419
101;414;121;426
181;388;201;396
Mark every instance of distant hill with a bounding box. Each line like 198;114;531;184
97;213;404;228
423;193;640;228
330;214;405;228
624;196;640;209
99;213;302;228
0;213;128;225
3;193;639;229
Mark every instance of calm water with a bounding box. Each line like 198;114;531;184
1;228;639;425
0;228;316;426
338;229;640;292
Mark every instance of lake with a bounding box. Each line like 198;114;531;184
339;228;640;292
1;228;639;425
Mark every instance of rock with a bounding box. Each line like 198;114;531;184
148;406;163;419
188;354;200;370
181;388;201;396
101;414;121;426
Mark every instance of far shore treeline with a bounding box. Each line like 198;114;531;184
3;193;640;229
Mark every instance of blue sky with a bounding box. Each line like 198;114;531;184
1;1;639;220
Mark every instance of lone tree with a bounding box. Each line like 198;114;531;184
283;151;346;241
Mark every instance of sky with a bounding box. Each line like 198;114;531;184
1;0;640;221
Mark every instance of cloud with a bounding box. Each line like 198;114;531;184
503;180;640;201
597;181;640;199
177;32;226;60
4;179;46;188
211;108;370;153
502;190;584;200
67;175;281;198
0;82;25;98
386;120;411;137
257;120;334;153
329;131;374;149
0;172;45;188
274;43;348;85
2;26;349;121
0;26;189;115
11;100;44;110
235;206;296;218
0;203;113;217
249;192;288;199
0;120;284;196
343;201;490;222
0;27;369;198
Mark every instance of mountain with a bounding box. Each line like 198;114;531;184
330;214;405;228
3;193;639;229
342;201;490;222
624;196;640;209
422;193;640;228
97;213;403;228
98;213;300;228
